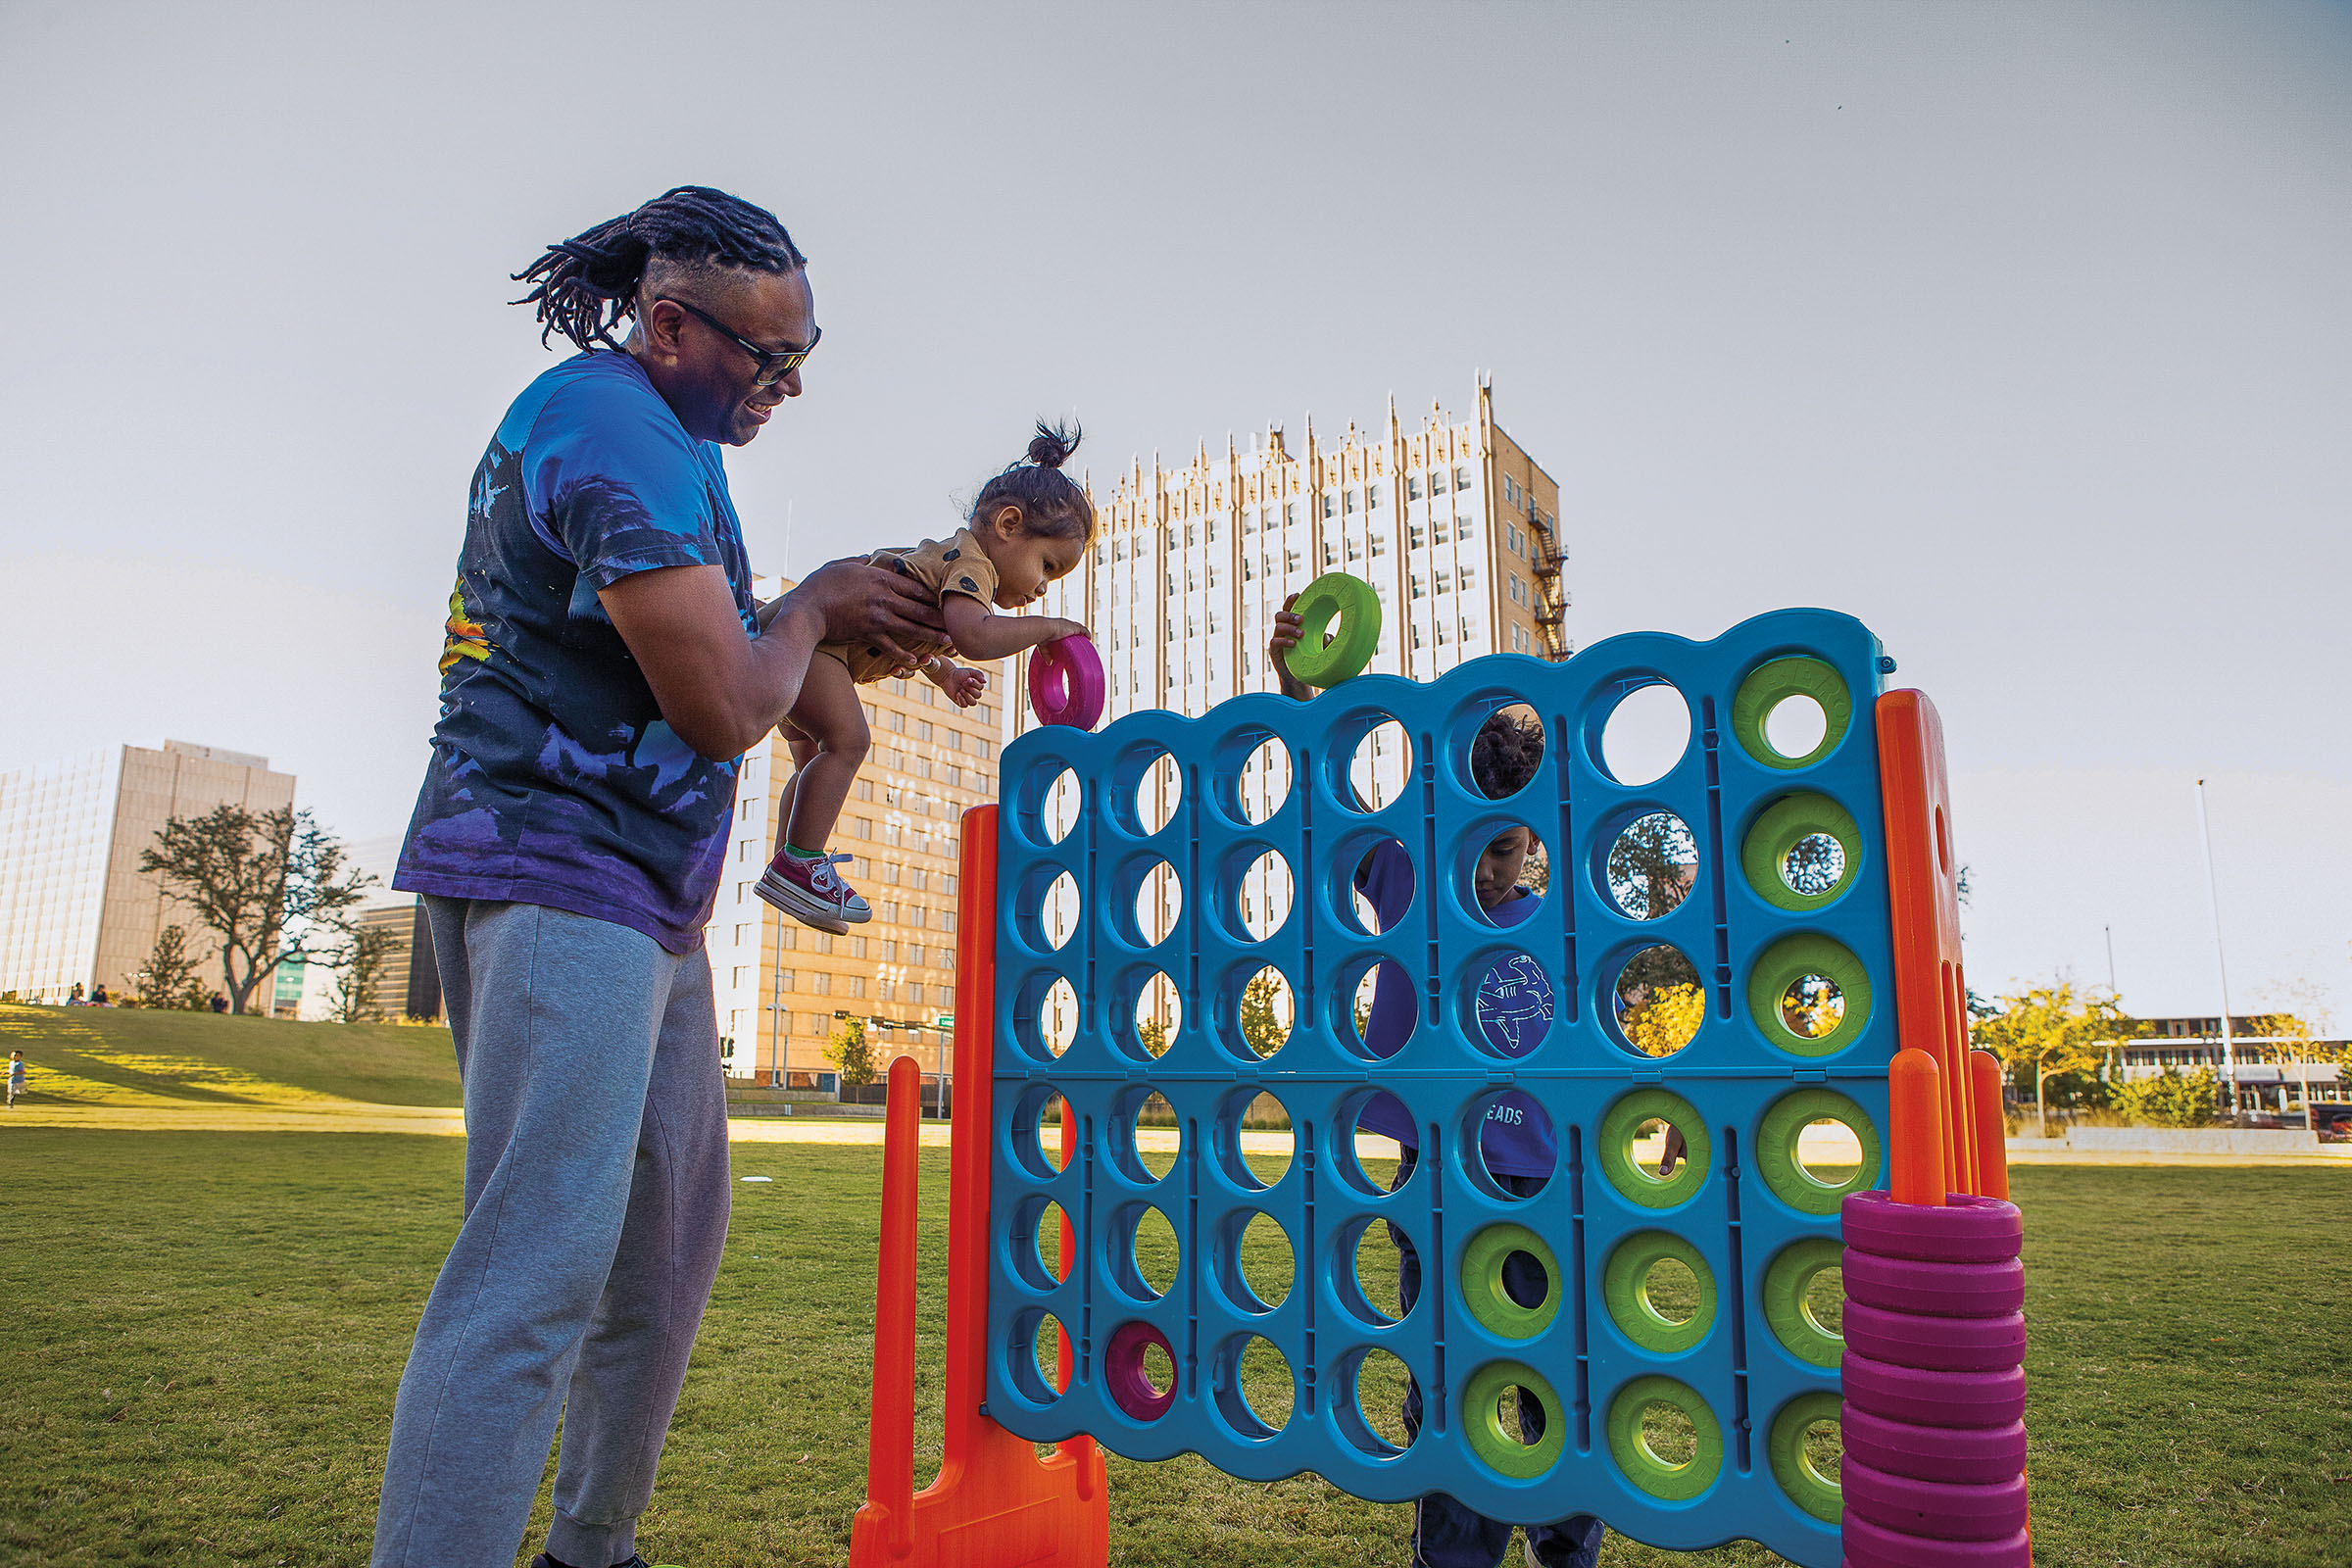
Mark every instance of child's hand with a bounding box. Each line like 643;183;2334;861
1041;617;1090;644
1268;592;1312;699
938;664;988;707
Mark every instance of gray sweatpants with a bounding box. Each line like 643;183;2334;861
371;898;732;1568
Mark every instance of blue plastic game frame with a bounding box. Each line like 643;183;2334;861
983;610;1893;1566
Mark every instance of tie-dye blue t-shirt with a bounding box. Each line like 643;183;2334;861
395;352;757;954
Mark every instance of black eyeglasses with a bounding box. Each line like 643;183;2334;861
657;297;819;386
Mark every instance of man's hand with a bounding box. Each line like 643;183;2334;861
934;664;988;707
1269;592;1314;701
784;558;947;669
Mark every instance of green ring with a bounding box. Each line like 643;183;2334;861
1601;1232;1717;1353
1740;794;1863;911
1460;1361;1567;1480
1284;572;1382;687
1596;1090;1712;1210
1756;1089;1884;1215
1605;1376;1725;1500
1761;1238;1846;1367
1746;933;1872;1056
1769;1392;1845;1522
1459;1224;1561;1341
1732;657;1851;770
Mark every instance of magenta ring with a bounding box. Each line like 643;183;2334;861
1843;1457;2031;1542
1842;1408;2028;1486
1102;1320;1176;1421
1841;1349;2026;1429
1843;1301;2026;1373
1841;1514;2032;1568
1842;1191;2022;1264
1842;1250;2025;1319
1029;634;1105;730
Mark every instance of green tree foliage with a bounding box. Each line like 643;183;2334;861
1238;969;1291;1058
1136;1019;1169;1057
331;924;396;1024
139;806;374;1015
2113;1066;2223;1128
825;1017;878;1089
135;924;210;1010
1971;982;2141;1131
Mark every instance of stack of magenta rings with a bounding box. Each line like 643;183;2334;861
1838;1191;2032;1566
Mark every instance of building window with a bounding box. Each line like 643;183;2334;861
1366;486;1382;511
1431;469;1447;497
1454;466;1472;490
1368;534;1386;557
848;976;866;999
1433;517;1449;546
1457;514;1475;540
1285;501;1298;525
1406;474;1423;501
1323;540;1339;567
1345;487;1358;514
1411;574;1427;599
1409;522;1426;550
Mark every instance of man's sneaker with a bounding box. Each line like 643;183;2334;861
757;849;871;934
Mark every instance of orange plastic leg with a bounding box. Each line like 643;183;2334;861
850;806;1109;1567
1888;1048;1948;1207
1968;1048;2010;1202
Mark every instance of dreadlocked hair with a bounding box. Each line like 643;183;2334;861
512;185;808;352
1470;709;1545;800
970;420;1096;541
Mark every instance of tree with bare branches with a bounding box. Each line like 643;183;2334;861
138;806;375;1015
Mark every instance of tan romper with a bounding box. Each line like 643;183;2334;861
813;528;1002;684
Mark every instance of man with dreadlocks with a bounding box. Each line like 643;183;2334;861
376;187;941;1568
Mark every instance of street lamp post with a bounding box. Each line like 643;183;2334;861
2194;780;2239;1119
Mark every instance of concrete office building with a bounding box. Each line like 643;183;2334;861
0;741;296;1004
702;576;1004;1084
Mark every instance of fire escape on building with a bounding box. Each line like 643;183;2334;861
1520;490;1572;660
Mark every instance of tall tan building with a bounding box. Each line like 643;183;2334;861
0;740;296;1003
703;576;1004;1084
1017;378;1570;748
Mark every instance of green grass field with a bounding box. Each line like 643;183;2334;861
2;1124;2345;1568
0;1004;462;1107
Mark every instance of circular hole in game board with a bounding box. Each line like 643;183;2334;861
1334;1088;1414;1197
1111;1204;1179;1301
1128;746;1182;834
1012;972;1077;1060
1007;1083;1071;1178
1040;766;1081;845
1643;1254;1702;1327
1117;1090;1180;1183
1799;1411;1843;1490
1238;734;1293;825
1461;1090;1556;1200
1632;1117;1684;1179
1457;701;1547;802
1234;964;1293;1059
1039;870;1080;951
1795;1116;1864;1188
1217;1208;1294;1313
1461;951;1554;1059
1605;811;1698;920
1130;858;1182;947
1122;969;1181;1058
1211;1334;1295;1440
1337;835;1413;937
1781;974;1847;1043
1804;1263;1845;1337
1465;821;1548;927
1341;1348;1417;1457
1782;832;1846;898
1765;694;1830;761
1212;1085;1293;1191
1007;1308;1067;1403
1641;1399;1700;1469
1237;850;1294;942
1611;944;1704;1057
1342;714;1414;813
1333;955;1412;1062
1597;680;1691;787
1009;1196;1071;1289
1339;1214;1410;1327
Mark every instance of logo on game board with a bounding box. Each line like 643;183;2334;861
1474;954;1553;1056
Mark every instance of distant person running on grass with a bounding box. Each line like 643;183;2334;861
8;1051;24;1107
756;422;1093;934
377;184;945;1568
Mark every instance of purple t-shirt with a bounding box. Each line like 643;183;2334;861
1354;839;1557;1178
395;352;757;954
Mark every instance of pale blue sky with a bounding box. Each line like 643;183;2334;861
2;2;2345;1020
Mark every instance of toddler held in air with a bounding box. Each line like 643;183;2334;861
757;422;1094;932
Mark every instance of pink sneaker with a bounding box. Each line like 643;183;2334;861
757;849;871;934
